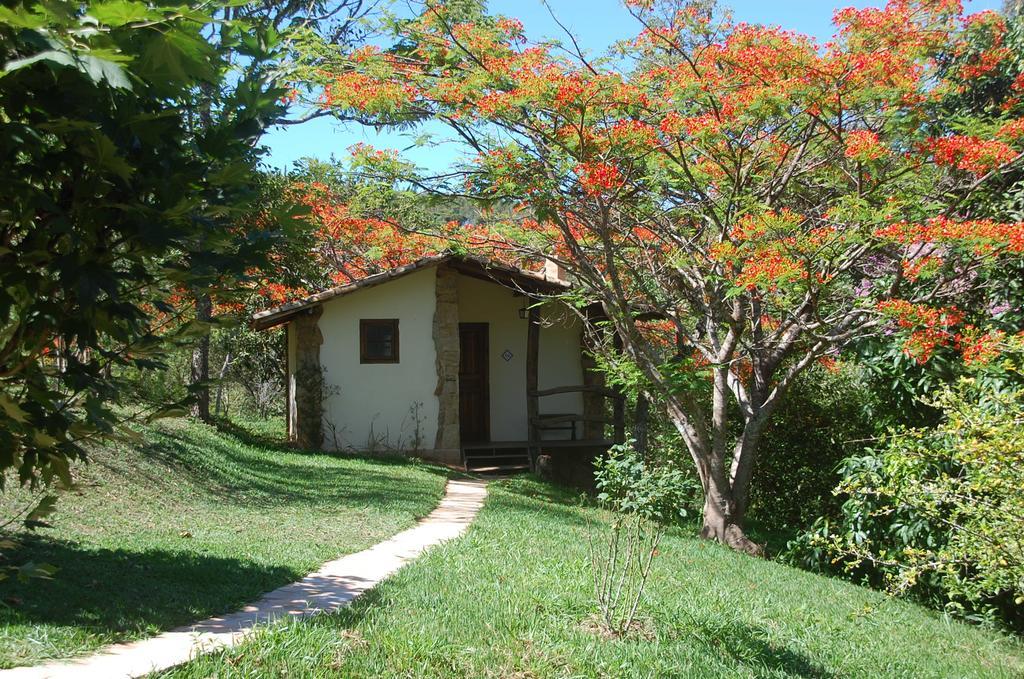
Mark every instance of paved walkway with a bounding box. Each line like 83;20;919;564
3;478;488;679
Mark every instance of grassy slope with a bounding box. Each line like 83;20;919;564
0;418;447;669
166;477;1023;679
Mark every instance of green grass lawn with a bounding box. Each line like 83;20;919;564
0;418;448;669
164;476;1023;679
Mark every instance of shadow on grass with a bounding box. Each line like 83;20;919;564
212;418;289;451
277;564;840;679
487;475;594;528
497;473;586;504
496;475;704;536
313;585;384;630
0;537;299;641
213;419;449;471
742;516;799;556
131;426;448;511
696;619;839;679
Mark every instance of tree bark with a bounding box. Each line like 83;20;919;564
728;419;768;524
213;350;233;418
700;489;765;556
190;292;212;422
293;306;324;450
611;333;626;444
664;395;766;557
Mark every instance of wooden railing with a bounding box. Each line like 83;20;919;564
530;385;618;398
527;384;625;443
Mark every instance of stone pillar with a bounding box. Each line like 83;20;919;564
433;266;461;458
292;306;324;450
285;327;293;440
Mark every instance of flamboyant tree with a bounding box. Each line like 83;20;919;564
306;0;1024;552
248;153;545;307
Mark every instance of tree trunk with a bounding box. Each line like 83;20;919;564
603;309;768;557
190;292;212;422
728;419;768;525
213;351;233;418
190;73;215;424
663;396;765;557
699;479;765;557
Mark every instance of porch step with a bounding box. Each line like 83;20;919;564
470;464;531;474
462;445;530;471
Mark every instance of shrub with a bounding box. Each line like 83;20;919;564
790;377;1024;630
748;364;881;531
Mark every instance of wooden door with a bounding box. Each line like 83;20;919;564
459;323;490;443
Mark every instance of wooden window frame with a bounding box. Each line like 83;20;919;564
360;319;400;364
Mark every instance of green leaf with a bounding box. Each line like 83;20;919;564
0;394;29;424
32;431;58;448
46;454;73;489
3;48;131;89
78;52;132;89
25;494;58;530
0;6;47;29
77;132;135;180
147;405;190;422
209;161;254;186
17;561;57;581
82;47;134;64
89;0;158;27
140;28;215;83
4;48;76;73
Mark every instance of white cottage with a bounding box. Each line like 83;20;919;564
251;254;623;470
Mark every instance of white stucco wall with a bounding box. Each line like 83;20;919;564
456;275;584;441
316;267;439;452
537;303;586;439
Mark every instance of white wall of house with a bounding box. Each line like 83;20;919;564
456;274;584;442
537;303;585;438
317;267;439;452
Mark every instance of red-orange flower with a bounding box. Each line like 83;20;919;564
844;130;887;161
576;162;624;197
956;325;1005;366
928;135;1017;175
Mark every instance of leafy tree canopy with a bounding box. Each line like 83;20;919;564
0;1;297;493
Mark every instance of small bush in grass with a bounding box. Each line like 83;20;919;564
587;443;694;636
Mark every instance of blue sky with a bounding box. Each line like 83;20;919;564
260;0;1004;172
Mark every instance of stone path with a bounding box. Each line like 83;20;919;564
2;478;488;679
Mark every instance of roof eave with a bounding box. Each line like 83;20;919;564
249;254;571;331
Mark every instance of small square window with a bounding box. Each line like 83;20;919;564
360;319;399;363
